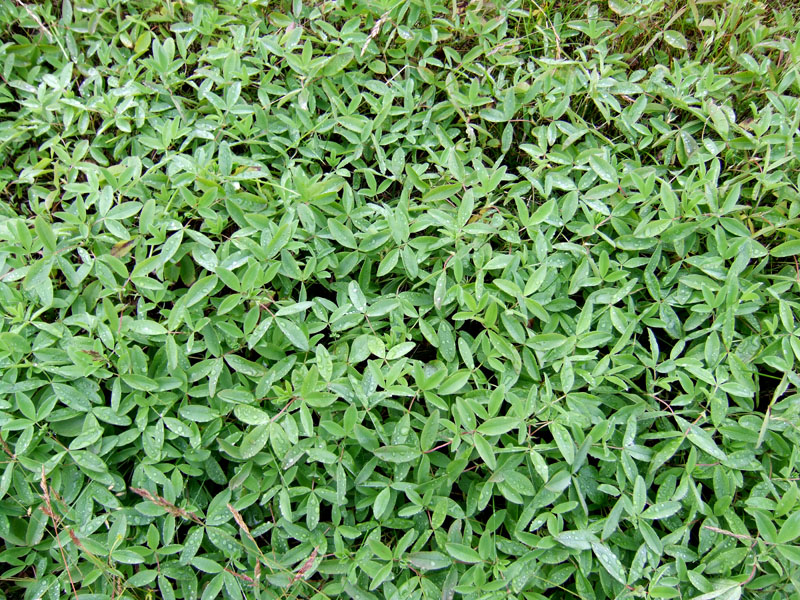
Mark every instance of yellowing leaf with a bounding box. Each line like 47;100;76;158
110;238;137;258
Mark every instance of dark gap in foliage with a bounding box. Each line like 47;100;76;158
303;282;340;307
410;340;438;363
456;318;484;339
471;494;509;527
755;366;782;413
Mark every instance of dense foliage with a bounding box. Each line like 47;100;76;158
1;0;800;598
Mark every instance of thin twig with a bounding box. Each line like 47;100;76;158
0;433;14;458
702;525;754;542
526;0;563;60
224;567;256;585
130;487;204;524
228;502;268;568
41;467;79;600
14;0;69;59
424;439;453;454
291;546;319;583
361;11;391;57
638;6;688;58
270;397;296;423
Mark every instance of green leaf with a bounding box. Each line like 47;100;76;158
276;318;309;351
112;549;147;564
184;275;218;308
179;405;219;422
265;223;294;259
348;281;367;312
327;218;358;249
550;423;575;465
439;370;471;395
240;425;270;459
707;102;729;138
322;50;354;76
473;433;496;470
316;344;333;381
225;354;267;377
588;155;617;185
690;583;742;600
372;445;420;463
770;239;800;257
72;450;108;472
530;334;567;351
555;530;597;550
406;552;451;571
445;543;482;564
591;541;627;584
477;417;519;436
546;470;572;493
663;30;688;50
128;320;168;336
234;405;271;425
373;487;390;519
23;259;52;290
423;184;460;203
433;270;447;310
192;557;223;573
420;410;440;452
386;341;415;360
777;512;800;544
0;332;31;355
641;502;681;520
684;421;726;461
530;199;556;224
34;216;57;253
777;544;800;566
218;141;232;176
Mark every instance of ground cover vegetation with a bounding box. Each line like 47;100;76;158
1;0;800;598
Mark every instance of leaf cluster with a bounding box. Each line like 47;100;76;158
0;0;799;599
